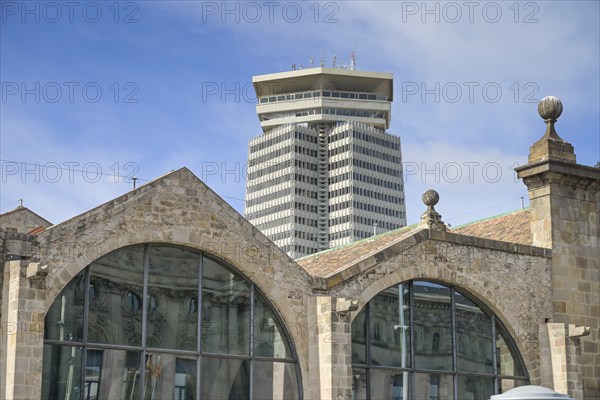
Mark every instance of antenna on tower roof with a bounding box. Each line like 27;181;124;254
320;51;325;67
292;63;296;71
332;55;337;68
350;51;356;70
310;57;314;68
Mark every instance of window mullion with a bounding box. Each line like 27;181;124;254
139;244;149;400
409;282;415;400
365;303;371;400
81;266;91;400
491;314;498;394
197;254;204;400
451;287;458;400
249;285;255;400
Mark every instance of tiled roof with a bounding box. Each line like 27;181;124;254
297;209;533;280
450;209;532;246
297;224;421;278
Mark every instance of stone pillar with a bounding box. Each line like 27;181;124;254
539;323;589;399
517;97;600;400
308;296;356;400
0;260;47;400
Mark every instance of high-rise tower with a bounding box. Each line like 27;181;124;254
245;67;406;259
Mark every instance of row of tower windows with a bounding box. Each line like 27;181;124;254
295;145;318;157
330;186;351;199
353;187;403;204
353;129;401;150
330;200;351;213
294;215;318;228
249;147;293;167
330;143;350;157
353;172;403;191
330;230;354;241
295;187;318;199
258;89;388;104
295;130;318;144
245;203;291;220
280;244;319;256
353;158;401;177
353;216;402;231
246;173;293;194
295;202;318;213
246;187;292;207
247;158;318;182
295;173;318;185
331;158;350;171
354;201;404;219
329;128;350;144
294;230;317;241
249;130;293;153
353;144;401;164
261;108;387;122
270;231;292;242
330;214;350;227
255;216;292;231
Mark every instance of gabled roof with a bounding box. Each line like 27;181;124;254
451;209;532;246
297;208;542;288
297;224;422;278
0;206;52;234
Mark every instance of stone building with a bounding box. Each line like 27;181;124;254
0;97;598;400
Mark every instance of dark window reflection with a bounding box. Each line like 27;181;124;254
88;245;145;346
413;282;452;371
202;357;249;400
43;245;300;400
351;280;528;399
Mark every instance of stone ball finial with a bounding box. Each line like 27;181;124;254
422;189;439;207
538;96;563;121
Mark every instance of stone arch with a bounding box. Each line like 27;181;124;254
335;240;550;383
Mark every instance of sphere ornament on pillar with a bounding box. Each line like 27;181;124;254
538;96;563;122
420;189;446;231
422;189;440;207
538;96;565;142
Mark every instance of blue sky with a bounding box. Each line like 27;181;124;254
1;0;599;228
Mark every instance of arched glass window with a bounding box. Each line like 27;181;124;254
351;280;528;400
42;244;301;400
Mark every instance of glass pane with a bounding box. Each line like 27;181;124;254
41;344;83;400
254;292;292;359
499;379;527;393
369;285;410;368
371;369;411;400
253;361;299;400
202;256;250;355
174;358;197;400
141;353;185;400
455;291;494;374
45;269;85;342
414;373;453;400
201;357;249;400
88;245;145;346
351;307;367;364
457;376;494;400
147;245;200;350
352;368;367;400
496;322;526;377
413;282;452;371
88;349;141;400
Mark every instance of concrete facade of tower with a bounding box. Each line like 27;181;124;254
245;67;407;259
